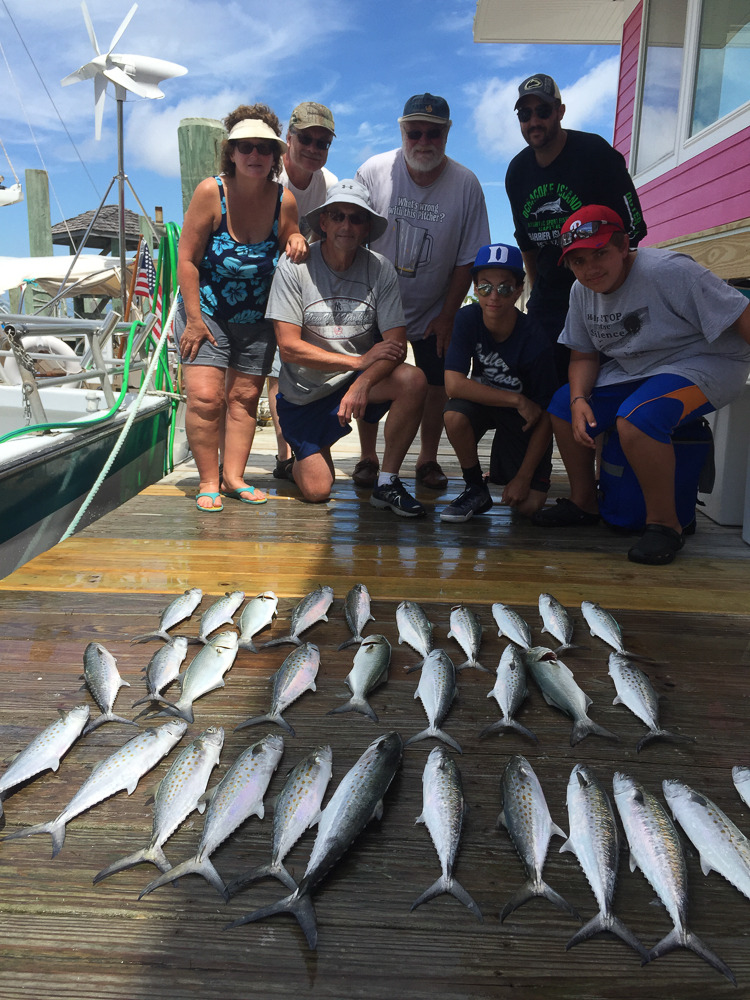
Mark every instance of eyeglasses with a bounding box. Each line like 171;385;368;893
559;221;624;247
293;131;332;150
517;104;554;123
234;140;274;156
404;127;445;141
476;282;517;298
325;210;369;226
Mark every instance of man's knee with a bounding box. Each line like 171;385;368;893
444;408;474;436
300;486;331;503
397;363;428;400
616;415;646;445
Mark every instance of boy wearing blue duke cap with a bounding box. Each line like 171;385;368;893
439;243;558;522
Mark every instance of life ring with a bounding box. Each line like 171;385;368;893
3;334;83;387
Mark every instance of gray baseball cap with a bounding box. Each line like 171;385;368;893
515;74;562;109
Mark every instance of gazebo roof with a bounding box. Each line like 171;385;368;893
51;205;142;250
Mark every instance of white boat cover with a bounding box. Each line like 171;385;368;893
0;184;23;207
0;255;134;297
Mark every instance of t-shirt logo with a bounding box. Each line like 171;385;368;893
530;197;564;218
476;348;522;392
304;295;376;341
521;184;583;246
586;306;650;353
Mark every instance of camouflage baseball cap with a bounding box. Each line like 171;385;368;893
288;102;335;134
515;74;562;109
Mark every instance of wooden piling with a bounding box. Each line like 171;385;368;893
177;117;225;216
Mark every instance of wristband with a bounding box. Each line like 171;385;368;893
570;395;591;405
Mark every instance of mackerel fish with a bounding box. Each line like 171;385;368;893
539;593;586;655
447;605;488;672
396;601;433;665
132;637;188;716
94;725;225;884
226;745;333;896
613;772;735;984
405;649;461;753
130;588;203;644
733;766;750;808
609;653;695;753
412;746;482;920
480;643;536;742
81;642;137;735
338;584;375;651
235;642;319;737
581;602;653;662
196;591;245;644
560;765;647;957
328;634;390;722
237;592;278;652
140;733;284;899
0;706;90;821
492;603;531;650
498;754;580;922
225;732;402;949
525;647;618;746
149;631;239;724
261;585;334;648
1;720;186;857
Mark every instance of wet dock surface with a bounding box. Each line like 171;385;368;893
1;430;749;999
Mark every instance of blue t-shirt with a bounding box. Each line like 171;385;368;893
445;304;559;407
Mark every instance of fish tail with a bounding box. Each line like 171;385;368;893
455;659;491;674
129;631;170;645
234;713;295;736
636;728;697;754
566;910;648;959
648;926;736;985
225;861;298;898
479;718;538;743
326;696;378;723
554;644;589;655
82;712;139;735
2;818;66;857
410;876;482;922
337;636;361;651
93;844;172;884
623;650;657;663
404;660;425;674
260;635;300;649
139;854;226;900
237;638;259;653
404;727;462;754
501;878;580;923
571;717;619;747
224;889;318;949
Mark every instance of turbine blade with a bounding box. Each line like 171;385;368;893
107;3;138;55
94;74;107;141
61;68;87;87
103;66;152;99
81;1;100;54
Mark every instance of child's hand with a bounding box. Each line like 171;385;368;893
502;474;531;507
516;395;541;432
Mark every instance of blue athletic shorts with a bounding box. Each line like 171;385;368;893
547;374;714;444
276;376;391;460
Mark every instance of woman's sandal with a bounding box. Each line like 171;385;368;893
532;497;601;527
195;491;223;512
221;485;268;505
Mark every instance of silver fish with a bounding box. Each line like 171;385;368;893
132;637;189;715
327;634;390;723
338;584;375;650
237;591;278;652
130;587;203;643
261;585;334;648
196;591;245;644
732;766;750;808
560;765;648;957
499;754;579;922
480;644;537;742
412;746;482;921
0;706;90;820
225;731;403;949
139;733;284;899
405;649;461;753
538;593;586;655
94;725;225;883
581;601;653;662
613;772;735;984
149;631;239;724
226;745;333;897
492;603;531;650
525;647;618;746
664;779;750;902
2;720;186;857
396;600;433;665
235;642;319;737
447;605;488;672
81;642;137;735
608;653;695;753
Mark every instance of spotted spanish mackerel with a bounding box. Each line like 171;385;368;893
237;592;278;652
226;745;333;896
235;642;320;737
538;593;586;655
613;772;736;984
447;605;488;672
396;600;433;665
608;653;695;752
328;634;390;722
1;720;187;858
0;705;90;821
733;766;750;808
338;583;375;651
261;585;334;648
81;642;137;735
130;587;203;644
525;647;618;746
196;591;245;644
480;644;536;742
405;649;461;754
581;601;653;662
132;637;189;716
93;726;225;884
148;631;239;724
492;603;531;650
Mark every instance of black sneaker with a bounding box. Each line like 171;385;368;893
439;485;493;523
370;478;426;517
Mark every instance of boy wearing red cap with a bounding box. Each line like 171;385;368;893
536;205;750;565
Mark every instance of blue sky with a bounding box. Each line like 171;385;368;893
0;0;621;258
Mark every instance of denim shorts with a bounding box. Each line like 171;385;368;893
174;304;275;376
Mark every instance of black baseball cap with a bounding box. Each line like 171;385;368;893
398;93;451;125
515;74;562;109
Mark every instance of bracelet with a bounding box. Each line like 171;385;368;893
570;395;591;405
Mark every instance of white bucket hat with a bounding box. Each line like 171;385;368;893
227;118;287;153
305;179;388;241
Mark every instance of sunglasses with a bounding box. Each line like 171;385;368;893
234;140;274;156
476;282;517;298
517;104;554;123
325;210;369;226
404;127;445;141
293;131;332;150
559;221;624;247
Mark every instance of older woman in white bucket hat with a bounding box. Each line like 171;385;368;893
265;179;428;515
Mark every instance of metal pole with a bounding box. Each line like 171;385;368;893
117;97;128;307
54;175;116;298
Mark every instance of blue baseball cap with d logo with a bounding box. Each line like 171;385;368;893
471;243;525;280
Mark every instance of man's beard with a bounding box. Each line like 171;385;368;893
402;142;445;173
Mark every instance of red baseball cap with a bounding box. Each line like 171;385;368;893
559;204;626;258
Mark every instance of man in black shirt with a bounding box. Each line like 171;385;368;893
505;73;647;383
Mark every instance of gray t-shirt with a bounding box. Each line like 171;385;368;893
355;149;490;341
559;248;750;409
265;243;405;405
278;165;337;240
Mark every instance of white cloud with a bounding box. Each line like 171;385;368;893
483;44;532;68
560;56;620;130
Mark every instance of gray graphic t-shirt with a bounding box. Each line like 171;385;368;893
559;248;750;409
266;243;405;405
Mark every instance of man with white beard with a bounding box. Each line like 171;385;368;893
354;94;490;491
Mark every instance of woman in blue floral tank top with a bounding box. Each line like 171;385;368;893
176;103;308;511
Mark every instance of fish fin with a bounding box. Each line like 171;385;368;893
584;694;593;709
404;727;432;747
237;639;259;653
550;822;568;840
49;756;62;773
337;636;360;651
120;680;131;689
259;635;299;649
139;854;226;900
405;660;424;674
225;862;298;898
570;717;619;746
700;855;714;877
455;658;489;673
554;644;589;655
558;838;575;856
566;912;649;960
410;876;482;922
197;785;218;809
235;714;295;737
541;691;559;709
129;631;169;644
433;729;462;754
225;889;318;949
613;695;623;706
496;809;507;830
309;681;317;692
94;845;172;884
648;926;736;985
78;683;88;692
326;696;378;723
629;852;638;873
500;878;581;923
254;802;265;820
479;719;537;742
636;728;697;754
368;613;376;623
370;799;384;822
82;712;139;736
2;818;65;858
415;812;425;825
541;625;550;636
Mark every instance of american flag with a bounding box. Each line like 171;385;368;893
134;241;163;336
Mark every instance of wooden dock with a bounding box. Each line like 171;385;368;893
1;427;749;999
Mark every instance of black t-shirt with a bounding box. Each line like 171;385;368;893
505;130;647;313
445;304;559;407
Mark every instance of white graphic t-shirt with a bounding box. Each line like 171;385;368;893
559;248;750;409
356;149;490;341
278;165;338;240
265;243;405;405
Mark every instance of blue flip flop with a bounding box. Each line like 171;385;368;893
220;485;267;506
195;491;223;512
